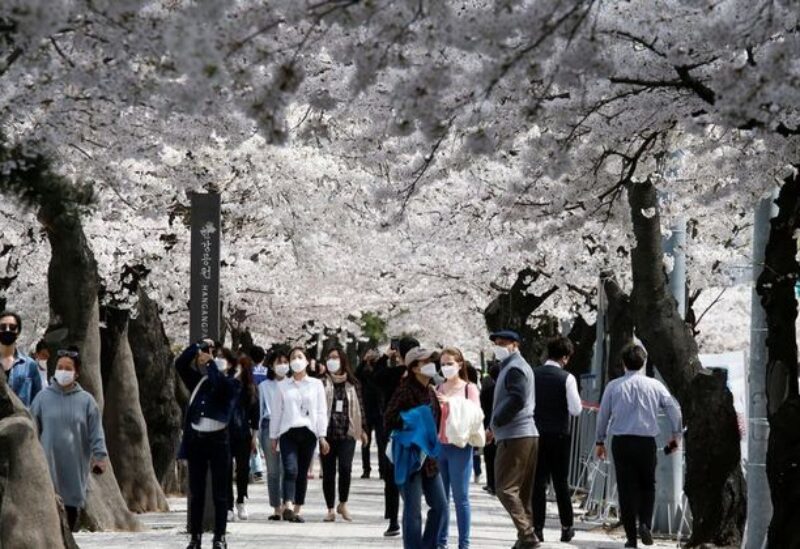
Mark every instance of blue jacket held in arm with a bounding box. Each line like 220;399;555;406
390;404;441;487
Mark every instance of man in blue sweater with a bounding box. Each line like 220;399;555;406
489;330;541;549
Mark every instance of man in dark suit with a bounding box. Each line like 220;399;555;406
532;337;583;543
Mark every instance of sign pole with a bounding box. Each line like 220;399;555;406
188;192;221;533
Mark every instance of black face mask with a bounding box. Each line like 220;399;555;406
0;332;18;346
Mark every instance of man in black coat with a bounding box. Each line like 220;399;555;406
372;336;419;537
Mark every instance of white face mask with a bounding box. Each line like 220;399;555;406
54;369;75;387
420;362;437;378
38;359;48;371
214;358;227;372
441;364;460;380
275;363;290;377
326;359;341;374
493;345;511;362
290;358;308;373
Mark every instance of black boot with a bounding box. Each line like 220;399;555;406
186;534;201;549
212;535;227;549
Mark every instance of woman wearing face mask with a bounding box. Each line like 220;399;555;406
258;348;290;520
320;347;368;522
226;352;258;522
269;347;329;522
435;348;483;549
384;347;447;549
30;347;108;532
175;340;242;549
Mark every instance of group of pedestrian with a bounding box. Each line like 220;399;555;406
0;303;684;549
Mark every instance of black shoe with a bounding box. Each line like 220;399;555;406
639;524;653;546
534;529;544;542
384;524;401;537
212;536;227;549
624;541;637;548
186;534;201;549
561;526;575;542
361;471;370;479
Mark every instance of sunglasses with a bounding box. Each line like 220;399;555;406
0;323;18;332
57;350;80;359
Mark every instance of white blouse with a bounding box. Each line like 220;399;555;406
269;375;329;439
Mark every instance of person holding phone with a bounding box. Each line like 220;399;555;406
175;339;242;549
30;346;108;532
595;344;682;548
373;336;419;537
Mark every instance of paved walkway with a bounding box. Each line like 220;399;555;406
75;453;676;548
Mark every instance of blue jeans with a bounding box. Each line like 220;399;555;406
259;419;283;508
279;427;316;505
438;444;473;548
400;469;447;549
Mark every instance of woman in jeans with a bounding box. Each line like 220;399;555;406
270;347;329;522
384;347;447;549
258;348;289;520
321;347;369;522
31;347;108;531
436;348;481;549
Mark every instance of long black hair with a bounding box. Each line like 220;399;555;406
324;345;358;386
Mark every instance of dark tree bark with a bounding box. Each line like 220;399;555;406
101;306;169;513
565;314;595;388
39;202;141;531
603;276;635;384
484;268;558;364
755;172;800;549
0;375;73;548
129;287;183;492
627;180;745;546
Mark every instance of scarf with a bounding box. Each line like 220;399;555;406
330;372;348;385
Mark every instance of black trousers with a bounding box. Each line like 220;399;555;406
228;435;252;508
484;441;496;491
65;505;80;532
322;437;357;508
612;436;657;543
187;429;230;537
532;433;574;530
280;427;317;505
376;421;399;524
361;411;379;474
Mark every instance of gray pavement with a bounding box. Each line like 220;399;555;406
75;452;676;548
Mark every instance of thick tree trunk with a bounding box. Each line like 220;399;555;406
755;173;800;549
129;287;184;492
0;375;73;549
101;306;169;513
565;314;595;388
603;276;634;383
484;268;558;364
627;180;745;546
40;203;141;531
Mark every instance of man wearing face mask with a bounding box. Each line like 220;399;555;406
175;339;242;549
0;311;42;407
488;330;541;549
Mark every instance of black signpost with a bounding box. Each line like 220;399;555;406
188;192;221;532
190;192;221;343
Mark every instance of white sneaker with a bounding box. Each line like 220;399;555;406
236;502;248;521
227;509;236;523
